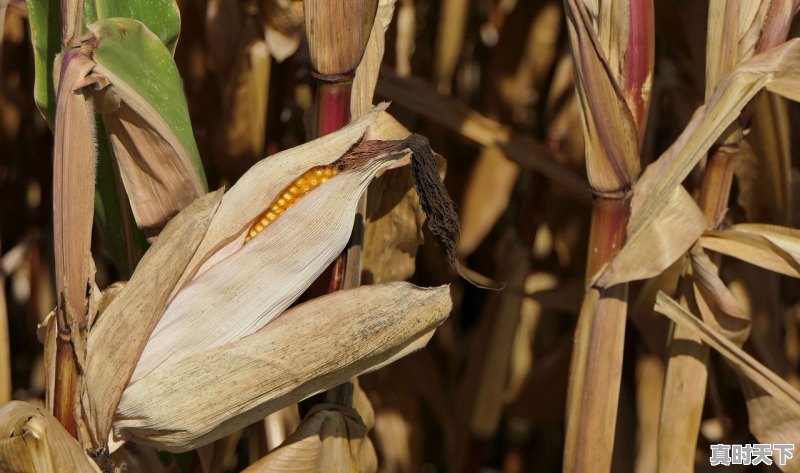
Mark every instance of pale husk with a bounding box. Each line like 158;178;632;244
115;282;451;451
83;191;223;447
130;115;405;384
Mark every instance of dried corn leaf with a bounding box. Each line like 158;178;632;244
594;186;704;286
458;146;519;257
655;292;800;472
0;401;101;473
700;223;800;277
115;282;451;451
351;0;396;119
735;93;793;224
215;19;270;176
263;0;304;62
362;112;424;284
433;0;467;94
243;406;375;473
690;245;750;344
205;0;242;77
597;39;800;287
83;191;222;448
377;69;589;199
53;48;98;333
87;18;207;231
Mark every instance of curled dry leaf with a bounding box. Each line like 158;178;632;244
700;223;800;278
0;401;101;473
243;405;376;473
689;245;751;345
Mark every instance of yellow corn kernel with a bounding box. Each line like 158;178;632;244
244;164;339;243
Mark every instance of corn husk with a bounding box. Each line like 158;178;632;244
116;282;450;451
243;406;377;473
0;401;101;473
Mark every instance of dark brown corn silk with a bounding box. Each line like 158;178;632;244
340;135;499;289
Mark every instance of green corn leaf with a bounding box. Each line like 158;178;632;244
25;0;60;126
83;0;181;53
90;18;207;192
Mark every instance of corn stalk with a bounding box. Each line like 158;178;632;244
562;0;653;471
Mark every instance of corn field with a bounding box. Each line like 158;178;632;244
1;0;800;472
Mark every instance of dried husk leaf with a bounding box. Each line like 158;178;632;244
243;406;374;473
176;104;387;292
115;282;451;451
700;223;800;277
690;245;751;344
655;292;800;472
362;112;424;283
53;48;97;333
131;114;404;384
351;0;396;119
83;191;223;448
594;185;705;286
0;401;101;473
88;18;207;232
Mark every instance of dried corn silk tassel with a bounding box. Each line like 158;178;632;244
403;134;503;290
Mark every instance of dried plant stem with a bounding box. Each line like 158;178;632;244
658;138;742;472
698;143;738;228
564;197;629;473
53;333;79;437
0;243;10;404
